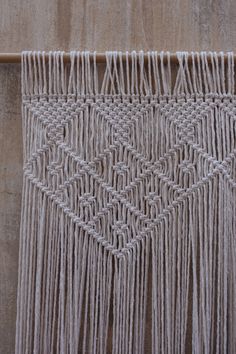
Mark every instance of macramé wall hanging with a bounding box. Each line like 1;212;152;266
15;51;236;354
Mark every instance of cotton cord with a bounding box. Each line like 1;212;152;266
16;51;236;354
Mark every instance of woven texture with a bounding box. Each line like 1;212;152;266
16;51;236;354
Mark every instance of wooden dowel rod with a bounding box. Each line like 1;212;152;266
0;52;234;64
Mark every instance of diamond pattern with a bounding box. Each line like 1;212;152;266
23;97;236;256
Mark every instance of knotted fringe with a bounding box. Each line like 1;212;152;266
16;51;236;354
